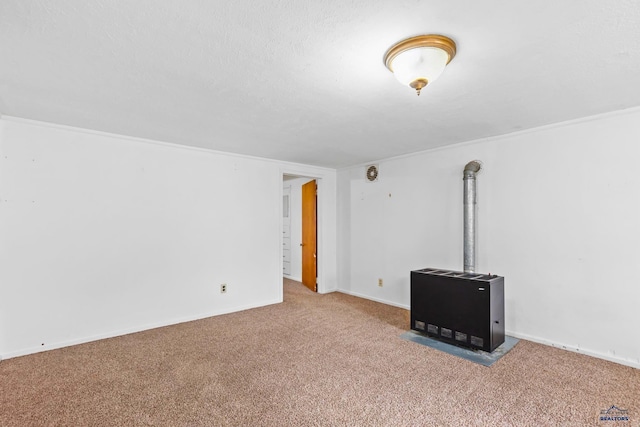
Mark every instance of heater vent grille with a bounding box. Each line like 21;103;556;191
471;336;484;347
455;331;468;342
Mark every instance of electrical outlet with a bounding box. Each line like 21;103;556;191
378;278;383;287
220;283;227;294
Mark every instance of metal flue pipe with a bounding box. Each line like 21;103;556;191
463;160;482;273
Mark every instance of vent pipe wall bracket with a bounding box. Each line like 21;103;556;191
463;161;482;273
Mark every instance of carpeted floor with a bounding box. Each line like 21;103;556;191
1;278;638;426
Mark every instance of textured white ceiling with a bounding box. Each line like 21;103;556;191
1;1;640;168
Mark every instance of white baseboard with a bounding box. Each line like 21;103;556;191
506;330;640;370
1;298;281;360
337;289;410;310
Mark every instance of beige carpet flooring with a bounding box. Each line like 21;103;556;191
1;278;639;426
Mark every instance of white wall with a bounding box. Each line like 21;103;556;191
337;107;640;368
0;117;337;359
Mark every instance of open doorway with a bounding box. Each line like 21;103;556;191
282;175;318;292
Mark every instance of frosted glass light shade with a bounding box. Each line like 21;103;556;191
390;47;449;87
384;34;456;96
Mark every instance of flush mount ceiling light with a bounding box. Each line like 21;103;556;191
384;34;457;96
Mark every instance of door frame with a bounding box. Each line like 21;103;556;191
280;168;327;295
